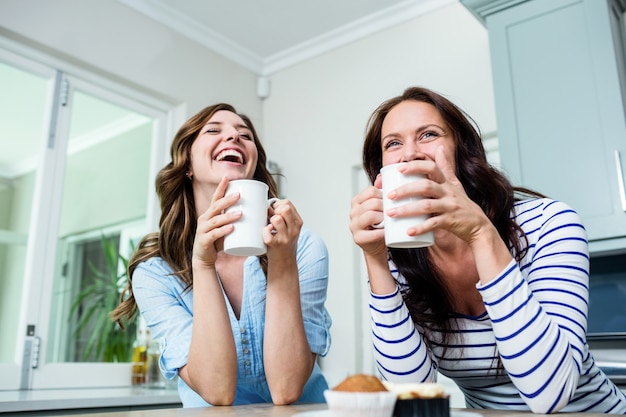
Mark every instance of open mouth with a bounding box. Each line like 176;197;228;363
215;149;244;164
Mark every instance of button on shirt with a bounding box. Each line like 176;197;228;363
132;228;332;407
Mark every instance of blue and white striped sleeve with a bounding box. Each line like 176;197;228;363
369;285;437;383
478;200;589;413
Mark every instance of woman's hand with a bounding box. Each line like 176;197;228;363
263;199;302;260
261;198;314;404
392;146;492;245
349;179;388;258
192;177;242;268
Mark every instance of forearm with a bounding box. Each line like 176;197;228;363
370;288;436;382
477;201;589;412
481;262;581;412
363;251;397;295
264;258;315;405
185;265;237;405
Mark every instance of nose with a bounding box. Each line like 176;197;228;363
224;126;240;142
400;142;426;162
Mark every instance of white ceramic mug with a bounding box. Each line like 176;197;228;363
224;179;279;256
374;162;434;248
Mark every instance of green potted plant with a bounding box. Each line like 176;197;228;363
68;234;137;362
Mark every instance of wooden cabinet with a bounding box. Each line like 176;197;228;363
461;0;626;253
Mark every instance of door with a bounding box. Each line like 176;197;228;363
0;42;170;390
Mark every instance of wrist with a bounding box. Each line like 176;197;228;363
469;224;513;285
192;257;217;271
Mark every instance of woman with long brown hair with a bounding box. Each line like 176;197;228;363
112;103;331;407
349;86;626;413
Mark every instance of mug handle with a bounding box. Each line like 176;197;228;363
267;197;279;208
267;198;280;235
371;220;384;229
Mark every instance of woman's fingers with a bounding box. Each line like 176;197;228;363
193;178;242;264
350;188;384;230
349;186;387;254
268;200;302;235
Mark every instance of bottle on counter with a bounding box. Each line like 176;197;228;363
145;334;166;388
131;316;148;385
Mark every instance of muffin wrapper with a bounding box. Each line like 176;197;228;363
324;390;398;417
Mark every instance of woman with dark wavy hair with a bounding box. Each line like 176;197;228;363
349;87;626;413
112;103;331;407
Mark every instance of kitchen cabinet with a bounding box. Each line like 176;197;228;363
461;0;626;253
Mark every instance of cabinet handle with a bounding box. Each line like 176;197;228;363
615;150;626;212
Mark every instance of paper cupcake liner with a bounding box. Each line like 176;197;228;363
324;390;398;417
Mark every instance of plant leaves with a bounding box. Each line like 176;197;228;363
68;234;138;363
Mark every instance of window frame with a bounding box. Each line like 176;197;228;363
0;34;178;390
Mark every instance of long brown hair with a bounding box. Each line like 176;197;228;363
111;103;278;326
362;87;544;345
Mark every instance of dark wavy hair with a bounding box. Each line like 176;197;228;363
112;103;278;326
363;86;544;346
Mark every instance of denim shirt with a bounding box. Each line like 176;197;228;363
132;227;332;407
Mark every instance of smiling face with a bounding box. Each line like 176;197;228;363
189;109;259;187
381;100;456;169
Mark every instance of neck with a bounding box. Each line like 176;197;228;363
193;182;218;217
429;229;469;258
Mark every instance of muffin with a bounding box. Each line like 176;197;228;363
324;374;397;417
334;374;388;392
383;382;450;417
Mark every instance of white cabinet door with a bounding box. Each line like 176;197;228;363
484;0;626;247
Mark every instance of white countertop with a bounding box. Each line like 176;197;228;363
0;386;181;413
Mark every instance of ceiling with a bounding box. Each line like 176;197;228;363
0;0;456;183
117;0;455;75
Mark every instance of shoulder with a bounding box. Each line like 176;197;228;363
132;257;184;289
297;227;328;255
294;228;329;274
513;198;587;245
135;256;174;275
513;198;583;226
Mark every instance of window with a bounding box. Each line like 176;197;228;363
0;37;172;390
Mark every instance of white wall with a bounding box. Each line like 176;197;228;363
0;0;496;398
262;1;496;386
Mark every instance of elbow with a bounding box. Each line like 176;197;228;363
527;402;560;414
198;387;236;406
183;361;237;406
524;391;573;414
270;385;304;405
188;375;236;406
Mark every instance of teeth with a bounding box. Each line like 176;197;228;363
216;149;243;163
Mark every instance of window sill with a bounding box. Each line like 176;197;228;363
0;386;181;414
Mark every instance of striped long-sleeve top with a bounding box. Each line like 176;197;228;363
369;198;626;413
